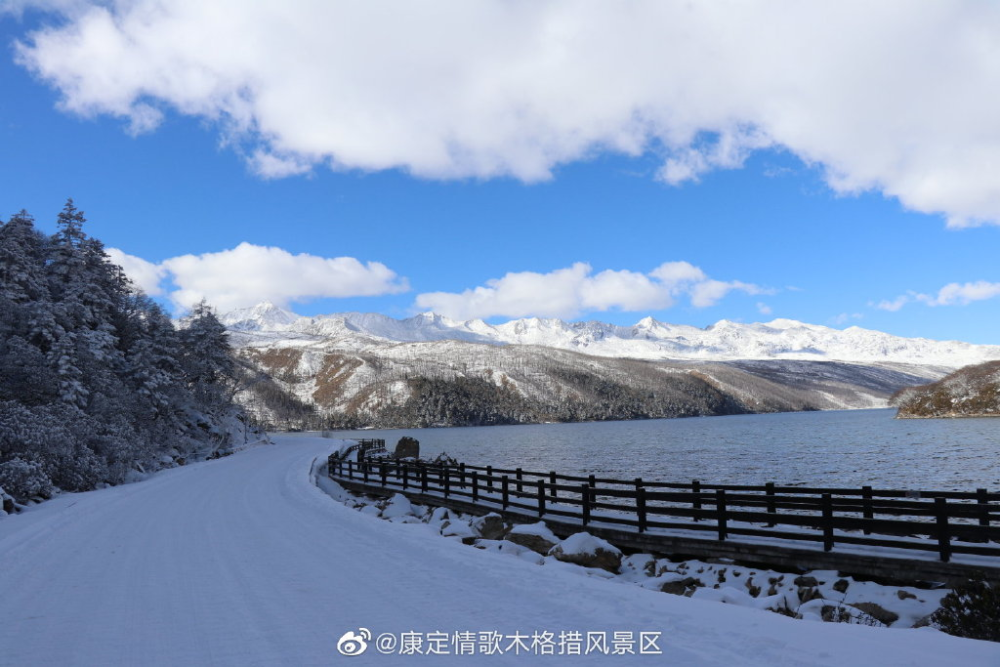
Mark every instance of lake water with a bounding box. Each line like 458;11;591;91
321;409;1000;492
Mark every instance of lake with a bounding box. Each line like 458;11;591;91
320;409;1000;492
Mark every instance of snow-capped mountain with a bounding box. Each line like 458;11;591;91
219;301;300;331
222;302;1000;368
221;302;993;430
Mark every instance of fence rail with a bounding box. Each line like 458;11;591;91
327;455;1000;563
327;438;387;461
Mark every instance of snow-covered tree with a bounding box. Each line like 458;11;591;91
0;201;250;503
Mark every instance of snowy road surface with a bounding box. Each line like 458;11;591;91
1;435;998;666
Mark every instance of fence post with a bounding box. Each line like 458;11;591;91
637;487;647;533
460;462;466;489
444;467;450;498
550;472;558;499
693;480;702;522
977;488;990;528
402;463;408;490
516;468;523;494
487;466;494;492
822;493;834;552
581;484;591;526
588;474;597;505
862;486;873;535
380;462;387;487
472;471;479;503
716;489;727;540
421;467;428;493
347;460;354;480
537;479;546;518
936;497;951;562
502;476;509;510
765;482;776;527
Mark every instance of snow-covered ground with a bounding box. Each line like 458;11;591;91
1;434;997;666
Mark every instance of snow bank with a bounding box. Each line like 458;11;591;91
549;532;620;558
508;521;558;542
380;493;414;519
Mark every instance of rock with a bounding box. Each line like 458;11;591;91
442;520;477;540
380;493;413;519
394;437;419;459
472;513;507;540
429;452;460;466
620;554;655;577
548;532;623;573
0;485;13;514
798;587;823;603
821;605;855;623
506;522;559;555
429;507;450;524
744;577;762;598
793;575;818;588
851;602;899;626
833;579;850;594
896;589;917;601
660;577;704;596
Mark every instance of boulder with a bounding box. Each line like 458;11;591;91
833;579;850;594
380;493;414;519
548;532;623;573
506;522;559;555
394;437;419;460
660;576;704;597
793;575;818;588
472;513;508;540
851;602;899;626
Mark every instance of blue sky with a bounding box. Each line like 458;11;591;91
2;2;999;343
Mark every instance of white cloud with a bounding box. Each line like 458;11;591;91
873;295;912;312
107;242;408;312
690;280;769;309
106;247;166;296
875;281;1000;311
918;281;1000;307
14;2;1000;226
832;312;864;325
756;302;772;316
415;261;765;320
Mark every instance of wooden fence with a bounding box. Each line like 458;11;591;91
327;455;1000;564
326;438;387;461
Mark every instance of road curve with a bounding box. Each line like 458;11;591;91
1;435;997;666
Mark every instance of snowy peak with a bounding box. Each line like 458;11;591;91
219;302;1000;367
219;301;299;331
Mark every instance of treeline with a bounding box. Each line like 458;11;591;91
0;201;248;503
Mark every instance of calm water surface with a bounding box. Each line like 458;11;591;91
322;409;1000;492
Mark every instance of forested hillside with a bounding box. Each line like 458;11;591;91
892;360;1000;418
234;337;939;431
0;202;250;503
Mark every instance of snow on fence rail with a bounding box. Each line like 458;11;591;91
326;455;1000;564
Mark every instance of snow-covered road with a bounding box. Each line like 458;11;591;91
1;435;997;666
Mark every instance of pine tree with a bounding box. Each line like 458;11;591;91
179;300;235;406
0;204;251;502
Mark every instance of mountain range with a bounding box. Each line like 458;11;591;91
221;302;1000;429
